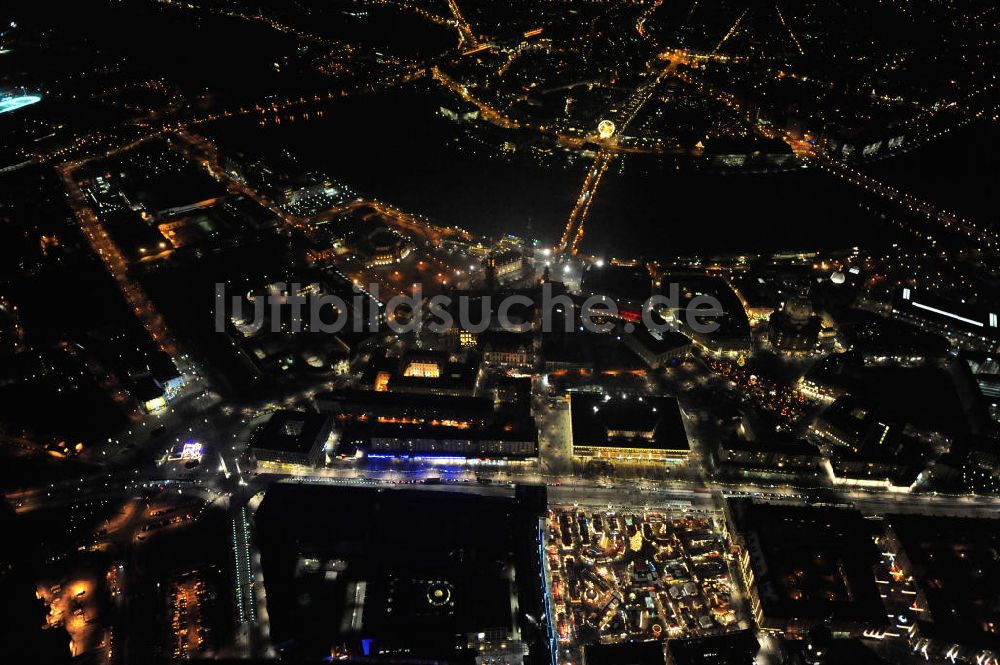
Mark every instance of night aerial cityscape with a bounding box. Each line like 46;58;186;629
2;1;1000;664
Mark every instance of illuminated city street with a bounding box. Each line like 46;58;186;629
3;1;1000;664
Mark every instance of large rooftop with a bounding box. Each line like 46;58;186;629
252;410;331;455
886;514;1000;651
726;500;886;631
570;393;689;452
254;484;543;661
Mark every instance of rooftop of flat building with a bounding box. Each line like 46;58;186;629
726;500;886;628
252;409;331;454
886;514;1000;651
570;393;689;452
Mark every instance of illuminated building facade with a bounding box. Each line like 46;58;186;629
359;226;412;267
494;249;525;279
365;428;537;459
249;409;335;470
809;396;929;492
892;287;1000;352
480;331;534;369
769;293;822;352
317;389;494;429
570;394;690;462
361;350;482;397
317;389;537;460
403;360;441;378
712;438;824;480
624;324;692;369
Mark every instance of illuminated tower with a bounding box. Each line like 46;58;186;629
483;252;497;292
